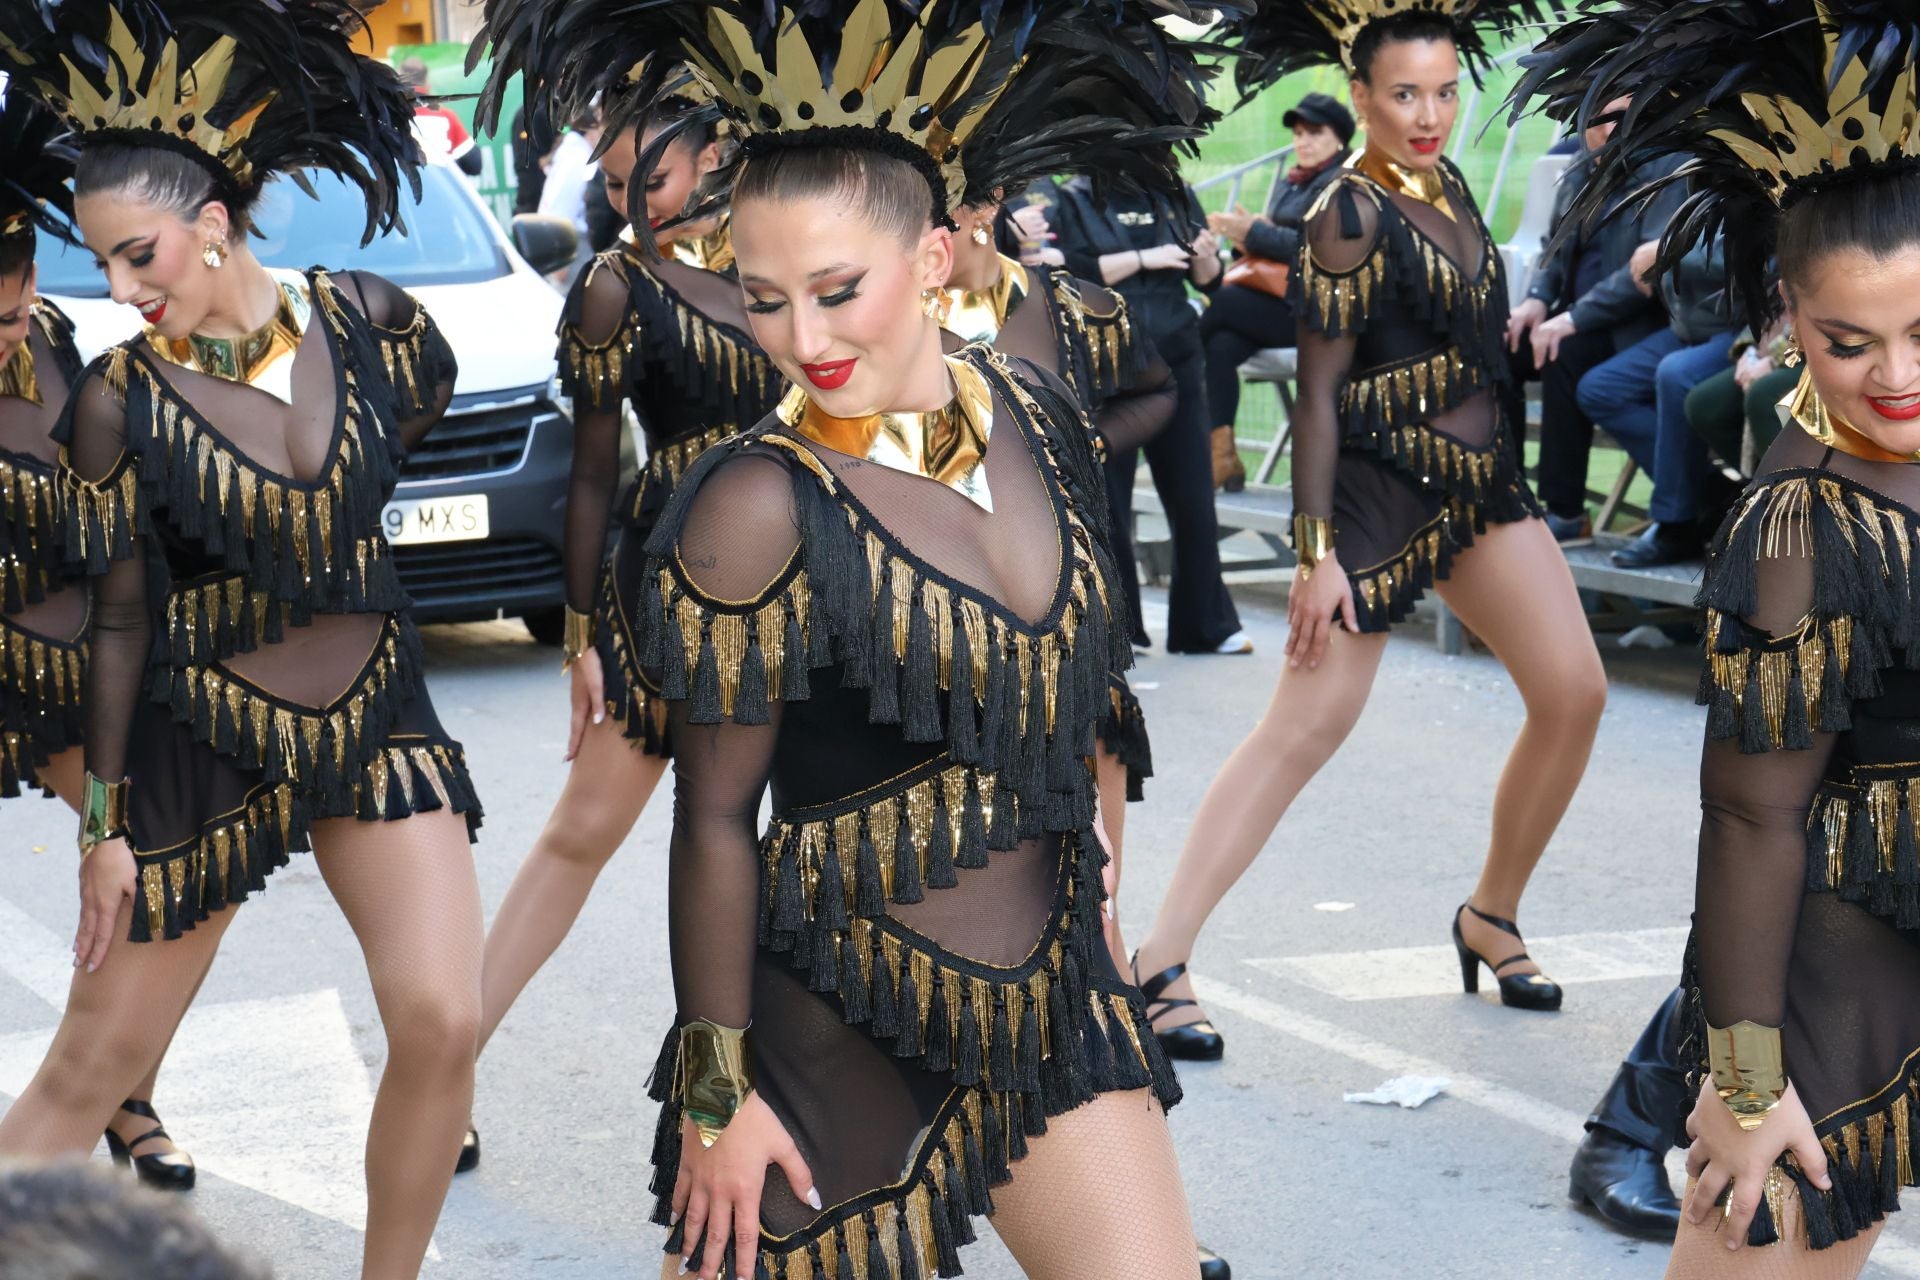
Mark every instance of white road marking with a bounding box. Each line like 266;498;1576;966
0;891;80;1008
1247;926;1693;1002
1194;979;1920;1276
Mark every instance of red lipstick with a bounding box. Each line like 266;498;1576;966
137;299;166;325
1410;137;1442;155
801;359;857;391
1867;392;1920;422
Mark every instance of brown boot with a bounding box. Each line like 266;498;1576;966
1211;425;1246;492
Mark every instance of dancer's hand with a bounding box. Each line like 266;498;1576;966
673;1092;819;1280
75;837;136;973
1682;1078;1829;1248
1286;550;1356;670
566;648;606;762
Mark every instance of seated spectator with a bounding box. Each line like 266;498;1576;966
1683;325;1799;474
1201;92;1356;493
1507;96;1683;542
398;58;483;179
1577;232;1741;567
998;175;1066;267
0;1160;268;1279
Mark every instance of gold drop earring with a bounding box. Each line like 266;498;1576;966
202;236;229;269
970;224;992;246
921;287;943;320
1781;330;1804;367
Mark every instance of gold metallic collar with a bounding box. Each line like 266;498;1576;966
1352;148;1456;222
145;268;312;405
670;219;735;274
1786;368;1920;463
778;354;998;511
937;255;1030;345
0;332;38;406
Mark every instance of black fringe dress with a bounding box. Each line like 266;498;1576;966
0;299;86;797
1687;411;1920;1247
639;345;1180;1278
58;268;482;942
1290;156;1540;631
557;231;784;753
941;259;1167;800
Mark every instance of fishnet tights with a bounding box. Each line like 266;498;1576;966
1667;1179;1884;1279
987;1088;1199;1279
310;807;483;1280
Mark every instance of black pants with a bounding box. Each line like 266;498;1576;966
1511;328;1617;521
1588;986;1690;1154
1104;317;1243;652
1198;284;1297;431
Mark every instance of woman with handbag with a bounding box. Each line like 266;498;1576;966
1202;94;1355;491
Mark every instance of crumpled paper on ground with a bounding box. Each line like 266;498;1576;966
1342;1075;1449;1109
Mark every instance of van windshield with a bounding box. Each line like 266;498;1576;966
37;164;510;297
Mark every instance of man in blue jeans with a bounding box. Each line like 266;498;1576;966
1576;235;1739;567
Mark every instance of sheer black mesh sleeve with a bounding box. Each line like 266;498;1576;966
1289;195;1380;523
340;269;457;449
64;372;148;785
562;266;634;612
662;452;805;1026
1695;525;1826;1032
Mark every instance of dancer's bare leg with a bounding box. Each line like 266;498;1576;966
1131;628;1387;1027
0;897;234;1156
1667;1178;1882;1279
311;808;483;1280
24;744;215;1161
1431;518;1607;973
1096;745;1129;972
476;719;667;1057
989;1088;1200;1278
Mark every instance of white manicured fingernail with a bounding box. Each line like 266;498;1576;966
594;712;604;724
806;1187;822;1210
677;1260;689;1276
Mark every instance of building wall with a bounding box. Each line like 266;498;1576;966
357;0;438;56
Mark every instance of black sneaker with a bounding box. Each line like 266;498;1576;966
1543;511;1592;544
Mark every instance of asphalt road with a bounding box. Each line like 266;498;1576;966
3;580;1917;1279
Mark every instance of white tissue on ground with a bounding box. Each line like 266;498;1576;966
1313;901;1356;912
1617;624;1674;650
1343;1076;1450;1109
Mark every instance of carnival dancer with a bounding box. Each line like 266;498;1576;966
1129;0;1605;1063
0;87;199;1194
455;52;785;1171
0;5;482;1275
1521;1;1920;1271
478;1;1218;1275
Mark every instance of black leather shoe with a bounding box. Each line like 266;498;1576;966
1543;511;1592;544
1609;522;1705;569
1198;1244;1231;1278
104;1098;195;1192
1452;903;1563;1012
1568;1127;1681;1241
1132;954;1225;1061
456;1126;481;1174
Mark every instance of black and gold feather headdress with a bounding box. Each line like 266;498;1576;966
0;0;424;243
1514;0;1920;328
1226;0;1559;96
473;0;1226;233
0;89;78;247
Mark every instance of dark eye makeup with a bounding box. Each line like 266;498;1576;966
744;274;866;317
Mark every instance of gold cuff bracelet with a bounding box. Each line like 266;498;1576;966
1708;1020;1787;1131
561;606;596;670
1291;513;1334;579
679;1018;753;1148
78;772;130;860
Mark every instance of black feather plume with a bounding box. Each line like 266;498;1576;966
0;92;79;247
0;0;422;244
1225;0;1564;100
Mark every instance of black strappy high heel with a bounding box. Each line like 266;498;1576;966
103;1098;196;1191
456;1126;480;1174
1131;953;1225;1061
1452;903;1563;1012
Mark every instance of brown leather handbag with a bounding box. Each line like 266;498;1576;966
1222;253;1290;297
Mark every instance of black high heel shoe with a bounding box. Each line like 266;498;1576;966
1452;903;1563;1012
104;1098;196;1192
1131;954;1225;1061
456;1126;480;1174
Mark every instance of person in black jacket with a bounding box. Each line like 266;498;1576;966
1051;177;1252;655
1203;92;1354;492
1507;98;1685;540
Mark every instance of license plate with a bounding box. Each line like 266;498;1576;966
381;493;490;545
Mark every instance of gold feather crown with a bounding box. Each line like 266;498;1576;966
1314;0;1467;64
3;8;273;189
1712;10;1919;204
682;0;1012;212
